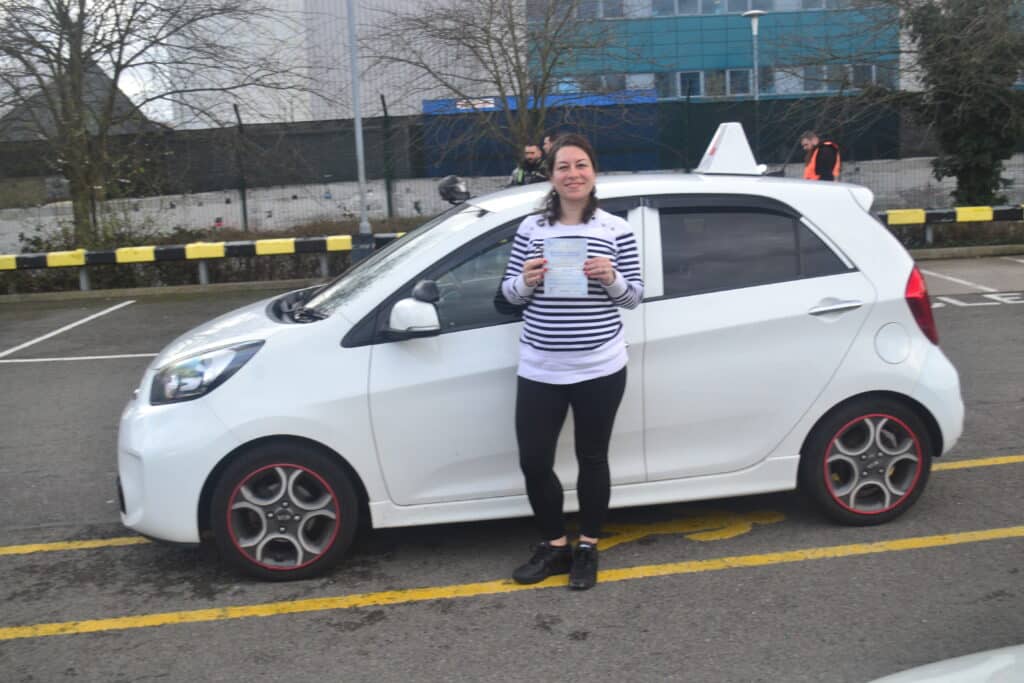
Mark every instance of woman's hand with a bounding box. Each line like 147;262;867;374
583;257;616;286
522;258;547;287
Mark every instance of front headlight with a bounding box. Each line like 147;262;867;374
150;341;264;405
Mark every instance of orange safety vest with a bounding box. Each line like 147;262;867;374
803;140;841;181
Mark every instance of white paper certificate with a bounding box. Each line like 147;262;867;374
543;237;588;297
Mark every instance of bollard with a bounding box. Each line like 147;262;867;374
197;260;210;285
318;253;329;278
79;267;91;291
925;224;934;246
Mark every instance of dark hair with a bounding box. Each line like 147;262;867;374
800;130;819;141
542;133;599;225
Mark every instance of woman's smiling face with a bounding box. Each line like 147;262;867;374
551;145;595;203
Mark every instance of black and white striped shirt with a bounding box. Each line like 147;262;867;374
501;209;644;384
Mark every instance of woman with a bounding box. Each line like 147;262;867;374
501;134;644;590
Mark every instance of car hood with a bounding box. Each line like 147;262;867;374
151;296;281;369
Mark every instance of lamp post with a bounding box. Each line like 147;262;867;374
346;0;373;262
742;9;766;156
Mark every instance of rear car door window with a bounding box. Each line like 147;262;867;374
659;205;849;298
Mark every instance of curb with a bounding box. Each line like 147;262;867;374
908;244;1024;260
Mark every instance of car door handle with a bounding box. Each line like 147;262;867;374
808;299;864;316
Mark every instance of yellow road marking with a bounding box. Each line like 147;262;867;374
0;455;1020;559
933;454;1024;471
1;525;1022;641
0;536;150;556
602;510;785;550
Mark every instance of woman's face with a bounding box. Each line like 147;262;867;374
551;145;595;203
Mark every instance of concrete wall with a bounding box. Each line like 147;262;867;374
3;153;1023;253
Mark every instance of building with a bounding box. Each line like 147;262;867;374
550;0;900;101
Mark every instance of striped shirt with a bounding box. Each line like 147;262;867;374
501;209;644;384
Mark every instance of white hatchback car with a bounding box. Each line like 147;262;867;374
118;124;963;580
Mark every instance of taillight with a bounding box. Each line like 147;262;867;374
905;266;939;345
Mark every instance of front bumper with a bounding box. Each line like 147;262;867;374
118;393;242;543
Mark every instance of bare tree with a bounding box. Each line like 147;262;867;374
362;0;638;167
0;0;316;244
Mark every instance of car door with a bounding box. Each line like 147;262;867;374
368;207;646;506
643;195;875;481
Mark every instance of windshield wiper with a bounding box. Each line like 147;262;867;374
292;305;328;322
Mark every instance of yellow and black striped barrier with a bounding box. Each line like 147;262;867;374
0;233;400;272
878;205;1024;226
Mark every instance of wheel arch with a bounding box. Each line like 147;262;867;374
801;390;944;462
197;434;371;537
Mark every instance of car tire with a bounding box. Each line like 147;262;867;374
211;440;359;581
799;397;933;526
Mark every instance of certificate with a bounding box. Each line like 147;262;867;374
543;237;588;297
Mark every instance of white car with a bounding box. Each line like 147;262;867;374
117;124;964;580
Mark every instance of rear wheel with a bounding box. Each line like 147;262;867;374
799;398;933;525
211;441;359;580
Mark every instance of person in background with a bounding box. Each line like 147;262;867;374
542;133;557;157
800;131;842;181
500;133;644;591
508;143;548;186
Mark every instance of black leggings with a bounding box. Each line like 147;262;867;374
515;367;627;540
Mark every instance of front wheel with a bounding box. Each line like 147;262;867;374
211;441;360;580
799;398;933;526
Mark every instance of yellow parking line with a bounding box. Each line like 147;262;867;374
933;454;1024;471
0;536;150;556
1;525;1022;642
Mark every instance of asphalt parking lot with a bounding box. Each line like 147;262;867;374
0;256;1022;682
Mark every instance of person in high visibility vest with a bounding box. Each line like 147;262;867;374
800;131;841;181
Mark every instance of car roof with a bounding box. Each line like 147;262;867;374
468;172;873;215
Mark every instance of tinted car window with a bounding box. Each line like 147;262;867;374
660;208;848;297
798;223;849;278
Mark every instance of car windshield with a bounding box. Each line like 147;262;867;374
304;202;487;317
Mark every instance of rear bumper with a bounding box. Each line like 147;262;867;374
911;344;964;455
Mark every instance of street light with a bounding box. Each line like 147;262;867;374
742;10;766;102
742;9;766;156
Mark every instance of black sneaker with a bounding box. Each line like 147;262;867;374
568;543;599;590
512;542;573;584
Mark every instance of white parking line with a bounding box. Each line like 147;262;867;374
1001;257;1024;265
919;269;998;293
0;353;156;364
0;300;136;359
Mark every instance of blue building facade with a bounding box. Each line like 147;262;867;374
560;0;900;101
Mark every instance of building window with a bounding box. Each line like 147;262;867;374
653;0;676;14
578;0;624;18
651;0;771;14
679;71;702;96
852;64;874;89
758;66;775;94
802;65;825;92
705;70;727;96
728;69;751;95
825;64;849;90
701;0;726;14
655;72;679;98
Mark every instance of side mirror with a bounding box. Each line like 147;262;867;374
385;297;441;339
438;175;470;205
412;279;440;303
